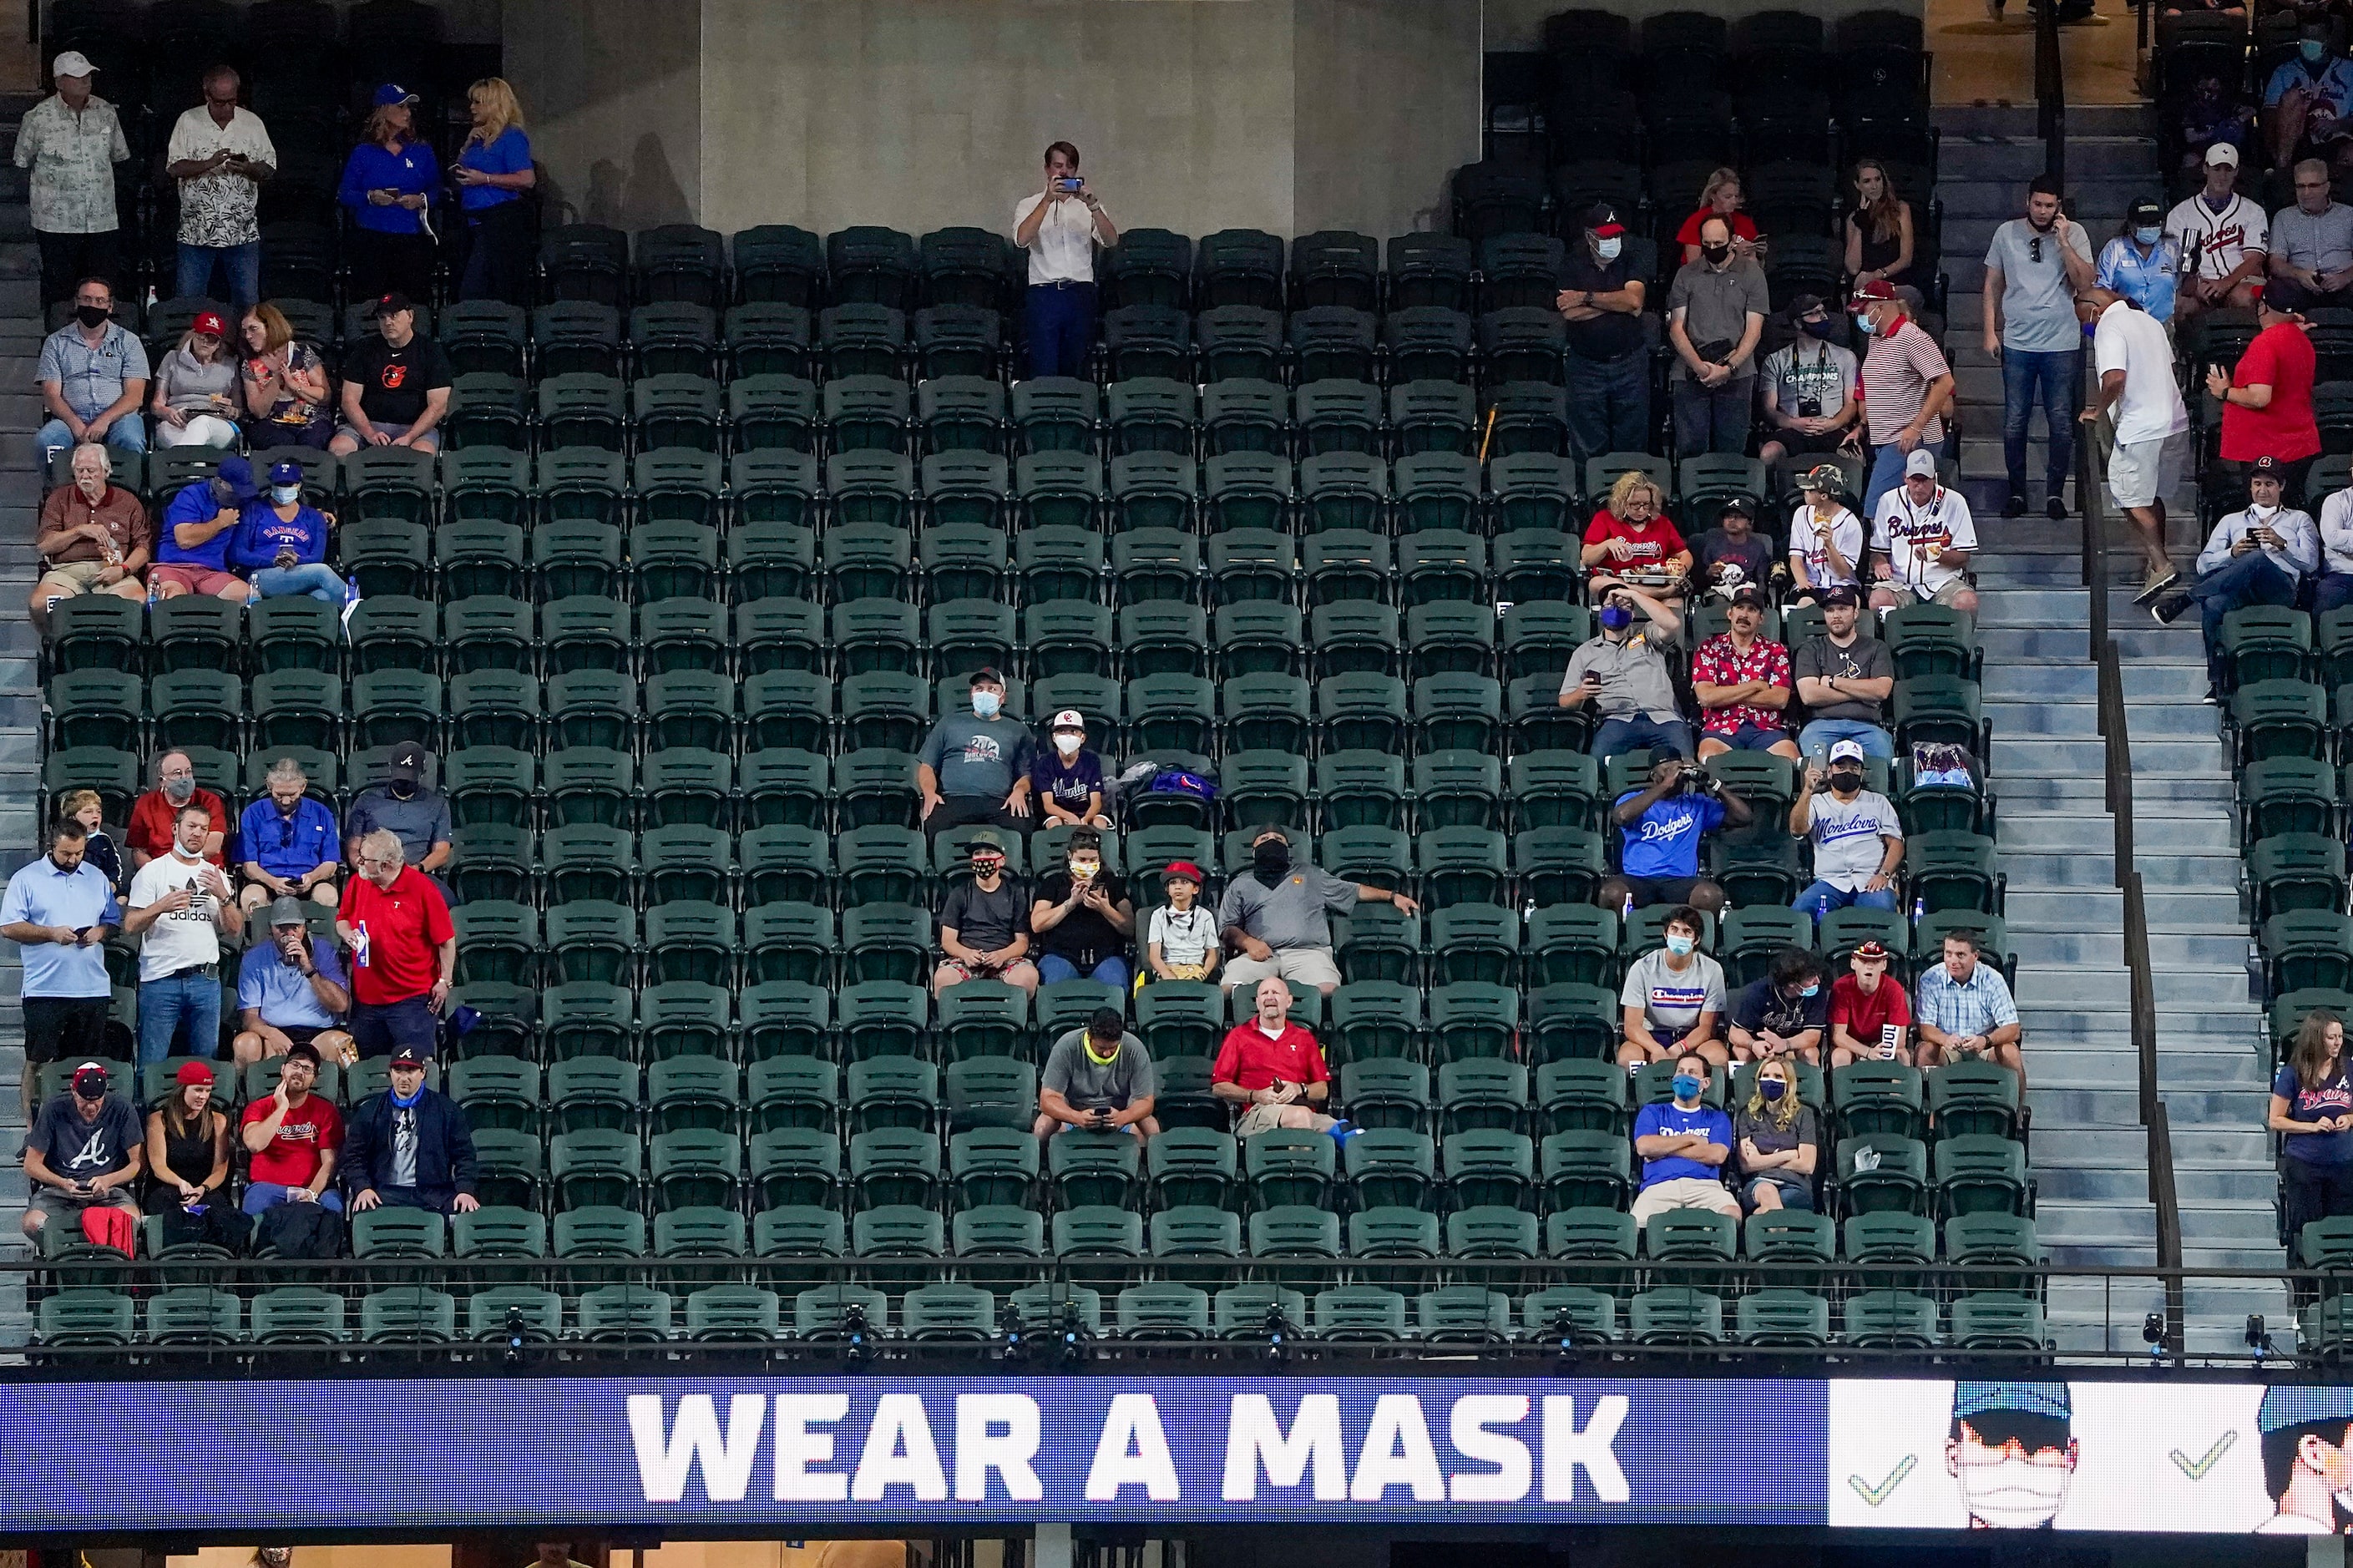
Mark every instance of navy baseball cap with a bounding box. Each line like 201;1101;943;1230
267;461;303;486
215;455;258;502
1953;1381;2072;1424
373;83;420;107
2259;1387;2353;1434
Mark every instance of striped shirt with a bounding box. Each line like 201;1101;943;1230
1913;961;2020;1039
1857;316;1950;446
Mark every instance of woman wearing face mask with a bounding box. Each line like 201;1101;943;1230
1733;1058;1819;1211
1617;907;1728;1068
2271;1010;2353;1248
1784;465;1866;605
1677;167;1762;267
1582;471;1692;609
2094;198;2183;325
1844;159;1915;290
237;302;331;449
1030;709;1111;828
227;461;344;603
149;310;242;448
1030;826;1136;989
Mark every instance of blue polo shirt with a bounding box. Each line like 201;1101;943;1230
2094;235;2180;324
337;138;440;235
237;795;340;881
1615;789;1726;880
159;480;235;569
237;936;346;1030
458;128;530;211
1;854;122;998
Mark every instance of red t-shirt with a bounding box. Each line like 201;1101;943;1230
125;787;229;865
240;1091;343;1187
1829;974;1913;1054
2220;321;2320;463
1212;1021;1332;1092
1583;510;1688;574
338;866;455;1006
1675;209;1760;248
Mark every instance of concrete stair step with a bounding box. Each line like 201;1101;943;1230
2000;848;2118;886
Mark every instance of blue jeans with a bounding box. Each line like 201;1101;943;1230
1025;282;1096;380
2316;574;2353;616
1672;374;1754;457
175;240;261;308
250;563;345;602
1591;715;1694;760
2190;550;2299;683
1864;435;1950;520
2000;346;2081;499
1565;351;1650;460
137;970;221;1066
37;413;145;468
1794;881;1899;920
241;1183;344;1216
1038;953;1130;990
1799;719;1897;761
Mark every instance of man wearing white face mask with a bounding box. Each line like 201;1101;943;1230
1558;203;1650;460
1943;1381;2078;1530
1030;709;1111;827
917;666;1036;842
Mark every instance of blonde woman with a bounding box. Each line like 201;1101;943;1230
454;78;535;305
1677;167;1761;266
1734;1057;1819;1212
149;309;241;448
1581;468;1693;607
237;302;330;448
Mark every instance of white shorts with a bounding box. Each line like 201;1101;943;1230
1629;1176;1742;1228
2108;432;2187;510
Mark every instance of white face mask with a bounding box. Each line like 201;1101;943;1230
1053;732;1082;756
271;484;301;505
1594;236;1622;261
972;692;1002;720
1956;1456;2071;1529
2249;501;2279;521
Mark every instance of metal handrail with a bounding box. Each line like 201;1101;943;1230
2037;0;2067;188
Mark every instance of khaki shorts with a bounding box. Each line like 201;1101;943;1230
2108;432;2188;510
1222;947;1343;993
1235;1101;1333;1137
36;560;115;597
1629;1176;1743;1228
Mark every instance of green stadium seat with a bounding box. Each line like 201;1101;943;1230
1737;1289;1831;1346
1627;1287;1723;1344
1841;1289;1941;1348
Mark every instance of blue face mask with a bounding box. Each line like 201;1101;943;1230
1665;933;1696;957
1852;311;1877;336
1594;236;1622;261
1799;982;1820;998
1671;1073;1703;1101
391;1080;424;1108
2304;38;2328;63
972;691;1002;720
1598;604;1633;632
1760;1078;1787;1101
2134;225;2162;246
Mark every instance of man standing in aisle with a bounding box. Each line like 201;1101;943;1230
1982;175;2095;519
15;52;129;310
2081;283;2192;604
1014;142;1116;381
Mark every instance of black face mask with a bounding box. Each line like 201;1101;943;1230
74;305;109;329
1802;316;1839;339
1701;243;1731;265
1252;843;1291;887
388;779;417;800
1829;770;1863;794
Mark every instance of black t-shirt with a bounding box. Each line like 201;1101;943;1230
1560;250;1645;362
343;334;454;428
1033;870;1131;966
939;878;1030;954
1731;978;1830;1039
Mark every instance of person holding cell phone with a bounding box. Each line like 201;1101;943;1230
123;802;245;1067
2152;453;2320;700
1013;140;1117;380
20;1060;141;1242
163;65;274;308
1827;939;1912;1068
337;85;438;304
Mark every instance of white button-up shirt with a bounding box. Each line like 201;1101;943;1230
15;94;129;235
1014;191;1106;285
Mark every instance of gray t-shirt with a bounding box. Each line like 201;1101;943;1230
344;785;453;867
939;877;1030;953
1620;948;1727;1033
1666;257;1771;379
1792;632;1893;722
2272;201;2353;275
1734;1103;1820;1166
30;1092;142;1180
1759;340;1860;417
918;714;1035;801
1217;863;1359;951
1802;787;1902;892
1042;1028;1157;1111
1985;218;2092;353
1560;625;1684;724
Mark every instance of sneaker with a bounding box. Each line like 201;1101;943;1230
2132;564;2180;604
2150;592;2191;625
2046;496;2068;521
2005;492;2027;517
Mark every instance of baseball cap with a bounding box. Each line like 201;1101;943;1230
1584;203;1625;237
1728;584;1769;609
267;461;304;487
388;1048;427;1069
284;1042;321;1065
215;454;259;502
2206;141;2240;167
1953;1381;2072;1425
373;83;421;107
1851;940;1890;964
192;310;226;339
1050;709;1086;731
1719;496;1756;520
387;741;431;781
1829;739;1866;764
968;666;1004;689
268;894;308;928
1648;743;1682;768
368;291;413;318
175;1060;215;1086
1821;584;1862;606
2252;454;2283;476
1799;463;1847;493
1851;277;1899;304
1163;860;1206;884
2259;1386;2353;1434
1785;291;1827;319
2128;196;2164;225
2264;277;2312;313
967;830;1006;857
70;1061;109;1099
1904;448;1939;478
52;52;96;78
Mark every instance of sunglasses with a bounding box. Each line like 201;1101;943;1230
2028;236;2043;264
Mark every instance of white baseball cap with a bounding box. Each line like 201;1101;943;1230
1050;709;1086;731
1829;739;1866;764
1903;448;1938;478
52;52;96;78
2205;141;2239;167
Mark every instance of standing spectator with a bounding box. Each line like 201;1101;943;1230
1790;741;1905;919
932;832;1038;997
343;1049;481;1215
1844;159;1915;290
1212;977;1351;1141
1617;906;1729;1067
1029;827;1135;989
1014;141;1117;380
1666;215;1769;457
1728;947;1829;1065
1983;175;2095;519
1217;826;1419;998
238;1041;342;1215
2165;144;2269;322
1792;585;1896;760
1599;748;1753;917
343;744;453;885
1675;168;1761;266
17;52;128;309
2271;1009;2353;1246
1828;939;1912;1067
232;895;352;1069
2265;22;2353;169
1691;497;1776;599
2315;483;2353;614
2096;199;2183;323
125;751;227;872
1915;929;2026;1087
143;1060;230;1218
1146;862;1219;984
1030;709;1111;828
0;822;119;1117
164;65;273;308
149;311;243;449
1557;203;1650;460
2269;160;2353;306
2082;285;2192;603
1870;448;1981;615
34;276;145;464
229;462;343;603
917;668;1035;841
453;78;536;306
123;803;243;1067
336;829;455;1061
30;441;149;633
2207;281;2322;502
236;759;340;915
2153;456;2320;698
1581;470;1692;605
1785;465;1866;606
1628;1051;1740;1228
149;452;256;602
1691;584;1799;760
1035;1008;1158;1141
1756;295;1860;469
237;303;331;449
20;1060;141;1242
56;790;122;893
328;293;453;456
1850;278;1956;518
1558;584;1691;759
1734;1057;1820;1213
337;87;438;304
2179;75;2256;176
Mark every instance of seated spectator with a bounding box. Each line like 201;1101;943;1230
1617;906;1729;1068
1676;167;1762;266
1581;470;1691;605
56;790;122;892
1756;296;1860;468
1785;466;1866;606
1791;741;1905;918
30;441;149;632
238;303;332;449
1628;1050;1741;1228
2270;1009;2353;1245
1035;1007;1160;1141
1734;1056;1820;1212
1212;976;1352;1141
143;1060;230;1219
337;88;439;304
1915;929;2026;1088
343;743;453;888
124;802;242;1068
126;751;227;873
2153;455;2319;699
1829;939;1912;1067
1692;584;1799;760
149;310;242;449
238;1042;343;1215
344;1048;481;1215
150;453;258;602
20;1060;141;1241
1729;947;1829;1065
2267;22;2353;169
1793;586;1897;759
1845;159;1915;290
2165;144;2268;321
2316;480;2353;614
933;832;1038;997
2179;75;2255;176
1031;708;1111;828
1870;448;1981;614
1029;827;1134;989
2272;160;2353;306
229;462;344;604
918;667;1035;840
1691;497;1776;599
1217;826;1418;998
1599;747;1752;916
2097;200;2183;323
234;895;353;1068
329;292;452;457
237;759;340;914
1559;583;1692;760
34;276;145;464
1147;861;1219;984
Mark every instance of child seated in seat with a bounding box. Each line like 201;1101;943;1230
1147;861;1219;984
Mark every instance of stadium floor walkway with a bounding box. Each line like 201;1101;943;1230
1929;0;2145;109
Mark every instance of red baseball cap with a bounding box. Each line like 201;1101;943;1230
1163;861;1206;885
1851;278;1899;303
192;311;226;338
174;1060;215;1086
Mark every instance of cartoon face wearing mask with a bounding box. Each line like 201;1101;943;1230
1944;1383;2079;1530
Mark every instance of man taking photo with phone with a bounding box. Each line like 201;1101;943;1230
1014;140;1117;380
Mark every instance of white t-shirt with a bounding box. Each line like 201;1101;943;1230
1787;501;1865;589
1802;787;1903;891
2319;488;2353;576
1871;483;1978;599
128;850;224;981
2092;300;2189;446
2163;190;2267;281
1014;191;1106;285
1148;903;1217;967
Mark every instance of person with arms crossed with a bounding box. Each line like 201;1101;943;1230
1628;1051;1741;1227
1733;1056;1819;1211
1557;204;1651;460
